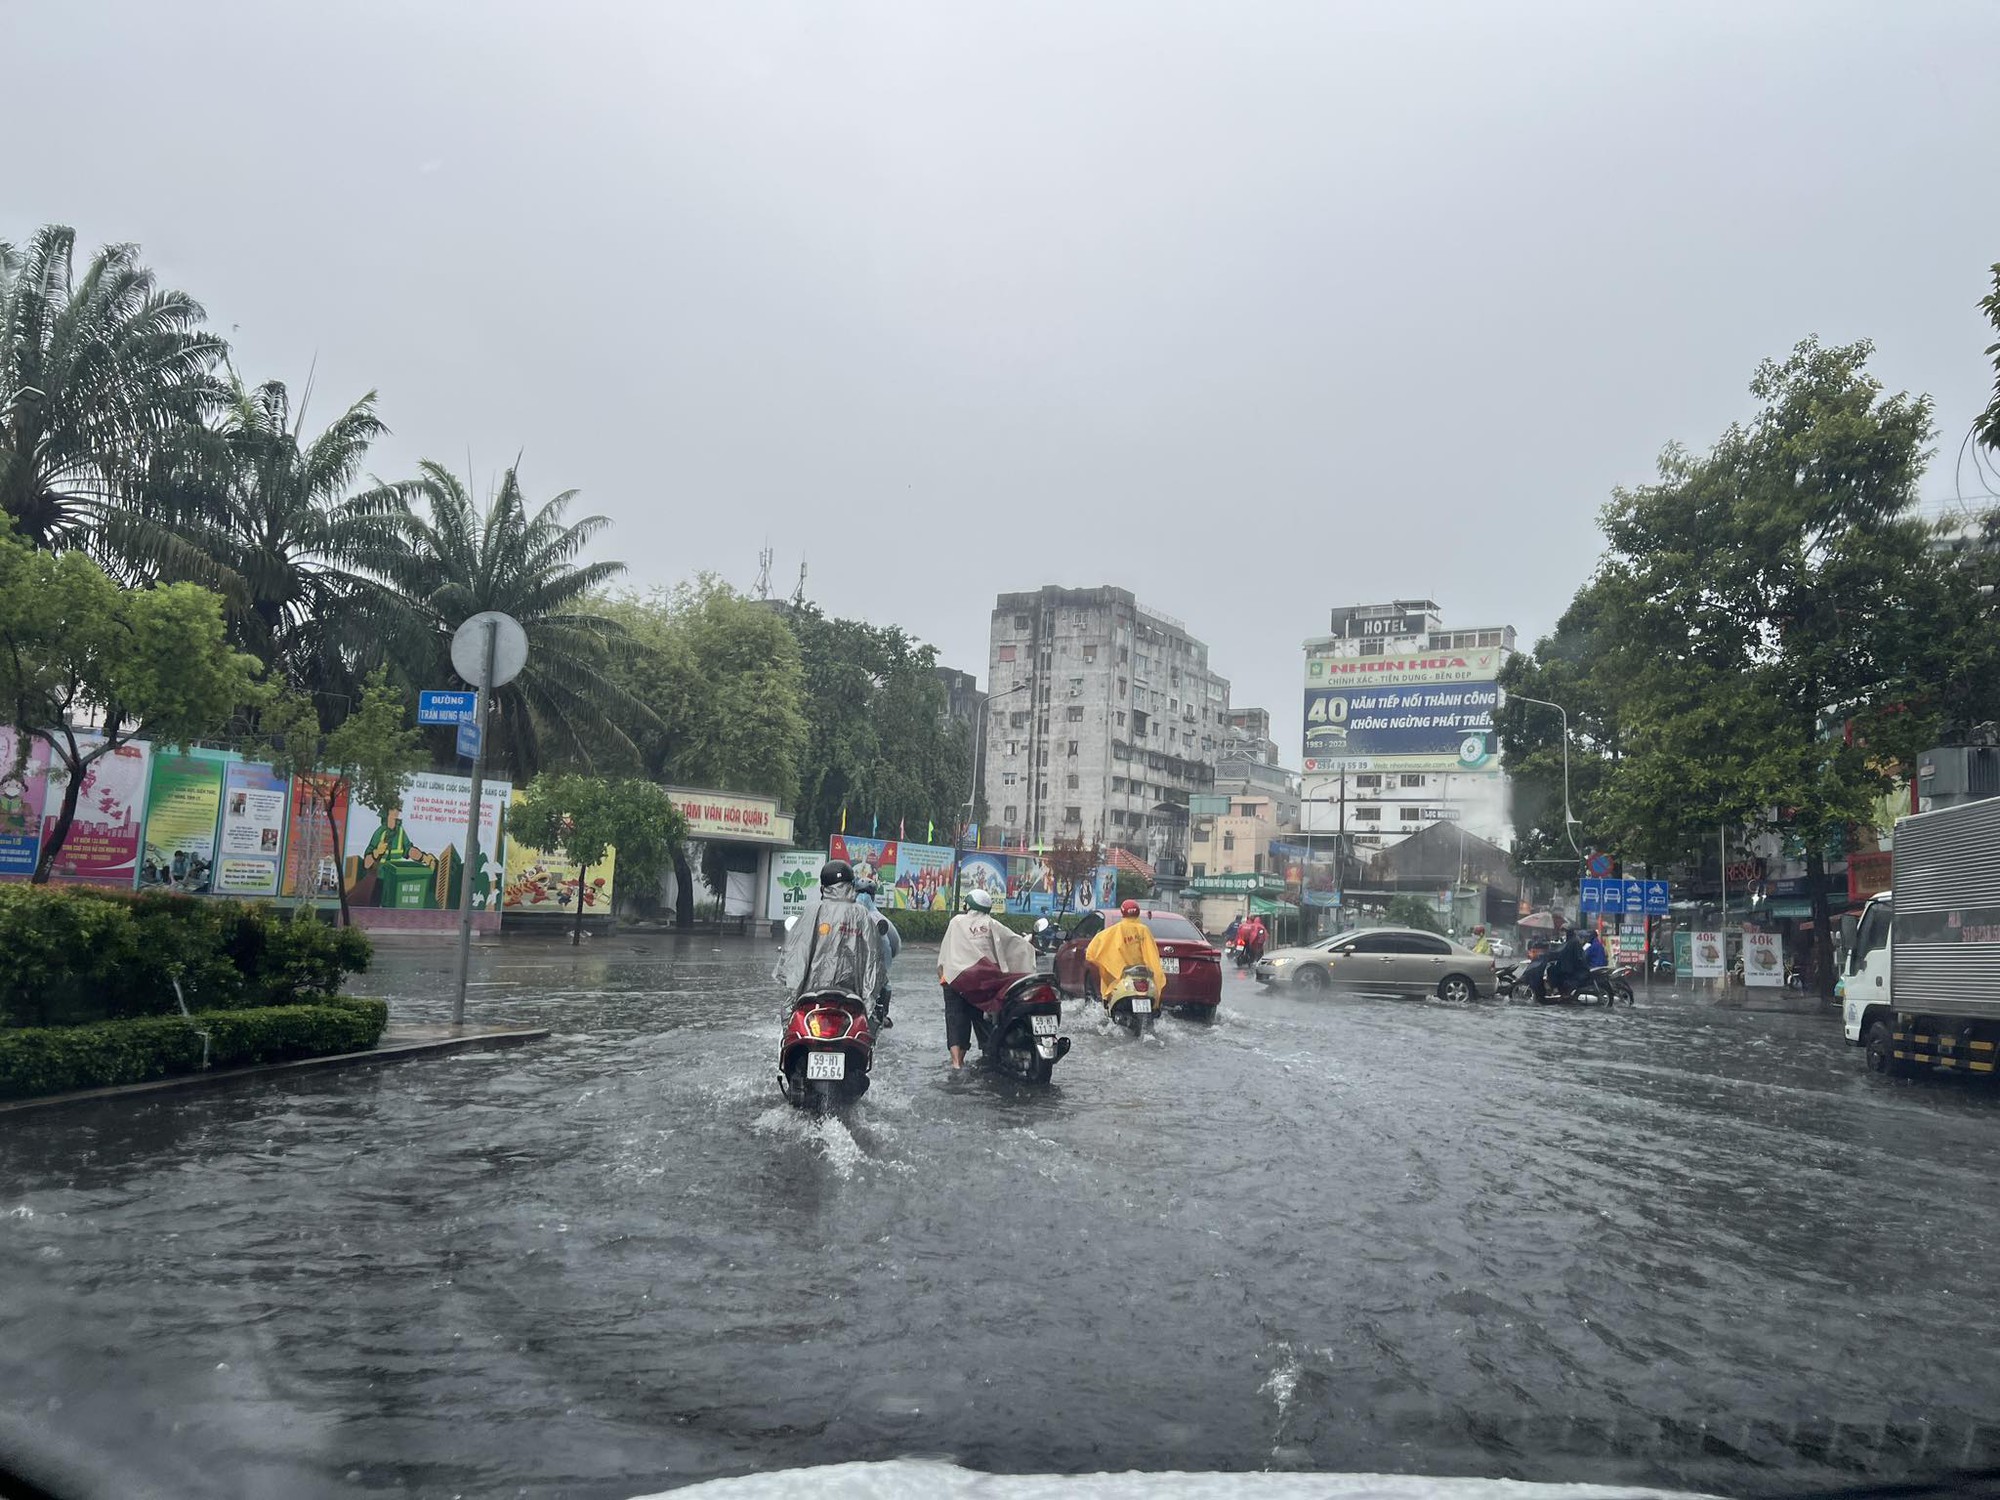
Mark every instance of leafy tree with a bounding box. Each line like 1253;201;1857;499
1978;261;2000;461
0;533;260;881
0;226;225;569
261;668;428;926
785;602;968;846
382;462;651;777
513;774;687;944
1520;339;1968;999
1114;866;1153;904
1385;893;1446;936
166;379;417;715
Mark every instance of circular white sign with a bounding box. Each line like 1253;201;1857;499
451;611;530;689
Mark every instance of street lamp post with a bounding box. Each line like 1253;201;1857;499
1507;693;1581;855
949;682;1032;913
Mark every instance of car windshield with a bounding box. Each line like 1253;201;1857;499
8;5;2000;1498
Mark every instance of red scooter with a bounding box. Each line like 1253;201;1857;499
778;990;877;1110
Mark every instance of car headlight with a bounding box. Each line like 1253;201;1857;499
1266;956;1291;967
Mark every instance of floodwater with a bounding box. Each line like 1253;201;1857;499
4;934;2000;1499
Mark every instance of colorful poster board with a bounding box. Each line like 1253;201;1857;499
215;762;289;896
41;739;151;887
502;790;616;916
890;842;955;911
1743;930;1784;987
282;773;349;900
957;852;1011;910
768;849;823;921
343;771;510;913
140;753;225;893
0;727;50;878
829;836;898;888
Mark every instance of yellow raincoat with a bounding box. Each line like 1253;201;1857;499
1084;915;1166;997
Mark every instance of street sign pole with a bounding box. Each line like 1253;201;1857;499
451;620;498;1027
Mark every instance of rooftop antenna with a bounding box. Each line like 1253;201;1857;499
791;558;809;609
755;542;774;600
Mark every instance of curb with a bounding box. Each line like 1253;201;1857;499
0;1024;551;1115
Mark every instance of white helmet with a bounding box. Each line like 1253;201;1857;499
967;888;994;912
1034;917;1050;933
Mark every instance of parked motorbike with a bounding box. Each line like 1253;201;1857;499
777;989;877;1110
967;971;1071;1082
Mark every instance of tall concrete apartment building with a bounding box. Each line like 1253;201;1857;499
982;585;1230;874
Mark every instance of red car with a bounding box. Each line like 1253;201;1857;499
1052;907;1224;1021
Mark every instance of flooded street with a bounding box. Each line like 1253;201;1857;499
6;934;2000;1499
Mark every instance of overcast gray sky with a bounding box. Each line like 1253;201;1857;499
10;1;2000;761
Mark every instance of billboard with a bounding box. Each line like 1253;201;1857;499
502;790;617;916
0;727;50;878
1304;681;1497;772
768;850;823;921
668;788;794;845
343;771;511;913
140;753;225;894
957;852;1011;910
829;836;898;888
42;740;151;888
890;842;956;911
1305;646;1504;689
215;762;289;895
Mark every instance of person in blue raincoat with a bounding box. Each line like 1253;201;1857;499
855;877;901;1028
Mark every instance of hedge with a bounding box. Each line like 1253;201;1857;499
0;997;389;1101
874;909;1064;943
0;887;371;1028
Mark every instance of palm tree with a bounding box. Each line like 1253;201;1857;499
384;462;650;776
169;377;419;716
0;225;225;568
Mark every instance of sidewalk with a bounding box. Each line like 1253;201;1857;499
0;1021;550;1115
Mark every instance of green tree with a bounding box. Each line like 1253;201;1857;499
261;668;428;926
785;602;968;846
0;533;261;881
1525;339;1969;998
1977;261;2000;460
167;379;417;714
383;462;651;777
1114;866;1153;904
513;774;688;944
1385;893;1447;935
0;226;225;568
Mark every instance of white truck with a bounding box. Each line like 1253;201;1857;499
1842;794;2000;1078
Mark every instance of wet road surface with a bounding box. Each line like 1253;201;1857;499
5;934;2000;1499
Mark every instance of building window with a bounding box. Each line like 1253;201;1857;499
998;644;1016;662
1002;771;1017;786
1064;805;1082;825
1118;677;1128;696
1014;614;1029;630
1111;810;1125;826
1401;773;1425;788
1008;741;1020;756
1191;862;1205;878
1355;807;1382;822
1004;804;1018;822
1112;776;1126;791
1355;774;1381;789
1222;832;1236;852
1116;712;1126;728
1359;641;1384;657
1010;712;1028;728
1068;676;1083;695
1037;780;1048;798
1038;751;1049;767
1067;740;1079;756
1066;773;1079;790
1131;711;1147;736
1191;824;1207;842
1083;644;1097;663
1400;807;1423;821
1066;705;1084;721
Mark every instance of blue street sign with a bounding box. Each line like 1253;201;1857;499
1644;879;1670;915
1602;879;1627;914
455;719;482;759
1579;878;1603;911
418;689;477;725
1623;879;1645;913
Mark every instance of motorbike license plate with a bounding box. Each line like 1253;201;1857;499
1163;958;1180;974
805;1051;846;1081
1030;1013;1060;1036
1129;996;1153;1014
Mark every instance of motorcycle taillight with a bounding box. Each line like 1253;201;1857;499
1131;978;1150;993
806;1010;848;1039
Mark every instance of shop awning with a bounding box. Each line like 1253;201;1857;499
1250;898;1299;918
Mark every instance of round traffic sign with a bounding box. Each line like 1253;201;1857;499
1586;852;1612;877
451;611;529;689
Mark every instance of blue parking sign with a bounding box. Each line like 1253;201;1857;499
1580;878;1603;911
1644;880;1670;915
1623;879;1645;913
1602;879;1627;914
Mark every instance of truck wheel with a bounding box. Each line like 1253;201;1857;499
1865;1019;1910;1077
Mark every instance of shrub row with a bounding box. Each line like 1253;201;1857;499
0;887;371;1028
876;909;1052;943
0;997;389;1101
